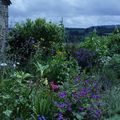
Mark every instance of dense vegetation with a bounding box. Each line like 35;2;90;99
66;25;120;42
0;18;120;120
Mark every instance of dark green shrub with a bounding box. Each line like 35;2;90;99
108;32;120;55
80;31;109;59
46;51;79;83
8;18;65;67
104;54;120;79
72;48;96;69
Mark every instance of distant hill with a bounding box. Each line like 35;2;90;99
65;25;120;43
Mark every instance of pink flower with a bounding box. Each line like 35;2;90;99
50;81;59;92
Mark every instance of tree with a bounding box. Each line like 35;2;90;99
8;18;65;66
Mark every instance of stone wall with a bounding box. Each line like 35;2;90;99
0;0;8;61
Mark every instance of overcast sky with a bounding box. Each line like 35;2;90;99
9;0;120;28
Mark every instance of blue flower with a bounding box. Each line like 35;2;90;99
37;115;42;120
59;91;67;98
41;115;46;120
55;102;67;108
67;107;72;111
79;107;84;111
95;109;101;117
90;95;101;99
80;88;88;97
88;107;94;111
57;112;64;120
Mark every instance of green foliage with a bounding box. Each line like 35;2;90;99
99;54;120;89
98;68;118;90
34;62;49;79
80;31;109;59
12;71;31;81
0;64;15;80
102;86;120;118
1;19;120;120
105;54;120;78
3;109;12;118
8;18;65;67
0;78;32;119
0;68;54;119
46;51;79;83
80;27;120;60
32;86;56;119
108;33;120;55
106;114;120;120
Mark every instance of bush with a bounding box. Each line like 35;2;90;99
72;48;96;69
108;27;120;55
105;54;120;79
8;18;65;67
80;31;109;59
98;54;120;89
0;72;32;119
46;51;80;83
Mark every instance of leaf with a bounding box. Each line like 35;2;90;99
2;95;11;99
3;110;12;117
72;112;85;120
34;62;49;77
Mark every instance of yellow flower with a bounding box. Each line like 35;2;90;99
56;50;63;56
43;78;48;86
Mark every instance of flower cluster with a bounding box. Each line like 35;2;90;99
54;76;103;119
50;81;59;92
73;48;96;69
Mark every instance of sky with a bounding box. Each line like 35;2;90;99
9;0;120;28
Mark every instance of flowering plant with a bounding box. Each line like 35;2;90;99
54;76;103;119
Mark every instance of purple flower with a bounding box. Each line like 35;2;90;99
67;107;72;111
85;80;89;84
79;107;84;111
75;76;81;81
41;115;46;120
59;91;67;98
95;109;101;117
80;88;88;97
90;95;101;99
57;112;64;120
72;92;79;98
37;115;42;120
37;115;46;120
66;102;72;106
55;102;67;108
88;107;94;111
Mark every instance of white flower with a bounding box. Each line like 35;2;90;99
16;62;20;65
0;63;7;67
13;64;16;68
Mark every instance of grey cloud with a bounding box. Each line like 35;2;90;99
9;0;120;27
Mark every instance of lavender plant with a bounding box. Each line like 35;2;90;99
73;48;96;69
